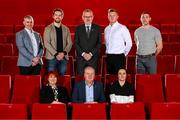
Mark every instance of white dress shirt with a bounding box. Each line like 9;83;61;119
25;28;38;57
104;22;132;56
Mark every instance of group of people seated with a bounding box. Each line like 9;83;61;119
40;66;134;104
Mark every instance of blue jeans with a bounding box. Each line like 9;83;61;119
136;55;157;74
47;58;67;75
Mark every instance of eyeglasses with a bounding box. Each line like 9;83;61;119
83;16;93;18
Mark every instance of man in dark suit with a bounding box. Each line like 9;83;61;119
16;15;44;75
74;9;101;75
72;66;105;103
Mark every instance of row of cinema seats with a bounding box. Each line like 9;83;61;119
0;55;180;78
1;42;180;60
1;23;180;34
0;102;180;119
0;31;180;47
0;74;180;104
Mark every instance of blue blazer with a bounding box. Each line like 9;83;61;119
16;29;44;67
72;80;105;103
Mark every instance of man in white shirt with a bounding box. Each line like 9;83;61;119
104;8;132;74
16;15;44;75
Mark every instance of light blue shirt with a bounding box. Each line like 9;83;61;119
25;28;38;57
85;82;94;102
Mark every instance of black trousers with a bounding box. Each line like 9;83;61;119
19;64;41;75
76;56;98;75
106;53;126;74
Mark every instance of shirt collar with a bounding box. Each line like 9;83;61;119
85;81;94;87
85;24;92;28
109;21;119;27
25;28;34;33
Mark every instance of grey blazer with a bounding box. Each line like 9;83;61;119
16;29;44;67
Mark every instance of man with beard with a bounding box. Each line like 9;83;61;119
44;8;72;75
134;11;163;74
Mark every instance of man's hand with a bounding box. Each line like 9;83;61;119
83;53;92;61
32;57;40;66
56;52;64;61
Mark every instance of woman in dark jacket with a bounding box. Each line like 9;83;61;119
40;71;69;104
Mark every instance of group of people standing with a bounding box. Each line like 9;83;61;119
15;8;163;104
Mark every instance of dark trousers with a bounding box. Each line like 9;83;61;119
19;64;41;75
76;56;98;75
106;54;126;74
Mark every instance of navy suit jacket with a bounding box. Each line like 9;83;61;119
72;80;105;103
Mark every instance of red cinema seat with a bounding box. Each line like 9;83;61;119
0;43;13;57
33;25;45;36
127;55;136;74
175;55;180;73
0;75;11;103
128;43;136;55
71;103;107;119
0;104;27;119
69;45;76;58
0;56;19;77
111;102;145;119
66;56;74;77
32;103;67;119
169;33;180;42
11;75;41;104
176;24;180;33
14;25;24;33
0;34;7;43
0;25;14;34
150;102;180;119
128;24;141;33
135;74;165;103
165;74;180;102
161;33;170;42
157;55;175;74
160;24;176;33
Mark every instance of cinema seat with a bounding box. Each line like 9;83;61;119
165;74;180;102
0;75;11;103
32;103;67;119
71;103;107;119
11;75;41;104
111;102;145;119
0;104;27;119
151;102;180;119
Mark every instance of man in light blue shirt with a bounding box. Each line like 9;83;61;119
85;81;94;102
72;66;105;103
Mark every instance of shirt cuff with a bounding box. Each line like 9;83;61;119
82;52;85;57
89;52;93;56
54;53;58;57
63;51;67;55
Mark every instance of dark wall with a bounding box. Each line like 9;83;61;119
0;0;179;25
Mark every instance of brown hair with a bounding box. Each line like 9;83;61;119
44;71;61;86
53;8;64;15
141;11;150;15
108;8;119;15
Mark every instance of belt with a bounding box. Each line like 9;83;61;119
137;53;155;58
